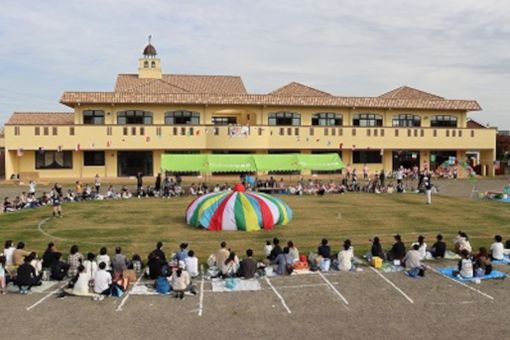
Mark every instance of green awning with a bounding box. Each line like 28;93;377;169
160;153;344;172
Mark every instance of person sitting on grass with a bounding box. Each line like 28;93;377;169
336;242;354;272
318;239;331;259
66;265;94;297
267;238;282;262
13;241;31;266
273;247;293;275
264;240;273;258
430;234;446;259
475;247;493;276
222;252;239;278
96;247;111;272
174;243;189;262
122;262;138;286
42;242;60;269
0;256;7;295
215;241;230;269
456;249;474;279
403;244;424;277
370;237;385;260
94;262;112;297
184;250;199;278
83;252;98;280
50;252;69;281
454;231;472;254
112;247;129;274
387;235;406;263
3;240;16;267
490;235;505;261
238;249;257;279
15;254;42;294
288;241;300;264
412;235;427;260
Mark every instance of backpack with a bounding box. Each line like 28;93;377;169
155;276;171;294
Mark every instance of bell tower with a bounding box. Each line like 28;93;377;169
138;35;162;79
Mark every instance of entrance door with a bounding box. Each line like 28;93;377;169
430;150;456;171
117;151;153;177
392;150;420;170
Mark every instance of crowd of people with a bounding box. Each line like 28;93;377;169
1;232;508;296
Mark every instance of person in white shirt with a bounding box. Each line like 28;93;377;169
65;265;96;297
337;243;353;272
264;240;273;258
404;245;422;271
412;235;427;260
458;250;474;278
287;241;300;263
96;247;111;271
184;250;199;278
94;262;112;295
490;235;505;261
3;241;16;267
83;252;98;280
454;232;472;254
28;180;36;195
170;267;193;299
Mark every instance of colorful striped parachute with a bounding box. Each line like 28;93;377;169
185;184;292;231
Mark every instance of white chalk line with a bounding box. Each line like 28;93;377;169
116;274;144;312
264;276;292;314
198;265;205;316
426;265;494;301
26;282;68;311
369;267;414;304
318;271;349;309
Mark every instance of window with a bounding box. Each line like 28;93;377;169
268;112;301;126
14;127;20;136
353;113;383;127
36;151;72;169
392;114;421;127
43;127;49;135
151;61;156;68
117;110;153;125
311;112;343;126
212;116;237;125
35;127;40;135
69;127;75;136
84;151;105;166
431;115;457;128
144;60;149;68
83;110;105;125
353;150;382;164
52;127;58;135
165;111;200;125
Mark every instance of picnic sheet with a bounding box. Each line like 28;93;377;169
7;280;58;293
437;267;507;282
211;278;261;292
380;262;405;273
491;255;510;265
129;281;159;295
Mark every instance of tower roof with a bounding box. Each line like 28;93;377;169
142;35;157;57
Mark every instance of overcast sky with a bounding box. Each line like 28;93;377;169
0;0;509;128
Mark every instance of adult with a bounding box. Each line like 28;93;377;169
148;242;167;280
67;265;94;296
454;232;472;254
267;238;282;262
94;174;101;193
50;253;70;281
94;262;112;296
13;241;31;266
0;256;6;294
221;252;239;278
68;245;83;278
287;241;300;263
475;247;493;276
184;250;199;278
430;234;446;258
215;241;230;268
174;243;189;262
238;249;257;279
490;235;505;261
318;239;331;259
412;235;427;260
15;254;42;293
170;267;192;299
3;241;16;267
370;237;385;259
387;235;406;262
136;172;143;196
83;252;98;280
111;247;128;274
423;171;433;205
273;247;293;275
403;244;423;277
337;243;354;272
155;173;162;193
42;242;60;269
52;192;63;218
96;247;111;271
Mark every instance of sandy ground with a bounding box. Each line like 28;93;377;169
1;260;510;340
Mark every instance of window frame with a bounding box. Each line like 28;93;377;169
430;115;457;128
311;112;343;126
83;110;105;125
268;112;301;126
392;114;421;127
35;151;73;169
353;113;383;127
164;111;200;125
352;150;382;164
83;151;105;166
117;110;153;125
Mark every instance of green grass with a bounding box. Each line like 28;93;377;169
1;193;509;261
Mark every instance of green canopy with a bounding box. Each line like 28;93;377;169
160;153;344;172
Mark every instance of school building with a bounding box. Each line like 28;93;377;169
2;41;497;179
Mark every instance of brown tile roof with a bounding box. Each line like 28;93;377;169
60;92;481;111
6;112;74;125
467;119;487;129
379;86;444;100
114;74;247;95
269;82;331;96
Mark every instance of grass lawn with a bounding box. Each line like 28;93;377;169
1;193;509;261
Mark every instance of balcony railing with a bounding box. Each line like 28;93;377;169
4;124;496;151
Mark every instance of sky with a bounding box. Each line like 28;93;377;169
0;0;509;128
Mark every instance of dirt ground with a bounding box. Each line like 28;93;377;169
1;260;509;340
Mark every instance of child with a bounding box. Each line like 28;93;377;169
457;249;474;279
0;256;7;294
52;193;63;218
264;240;273;258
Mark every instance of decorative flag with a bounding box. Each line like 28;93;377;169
146;136;151;142
106;141;111;148
196;130;200;135
17;148;24;157
411;152;417;160
76;144;81;151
